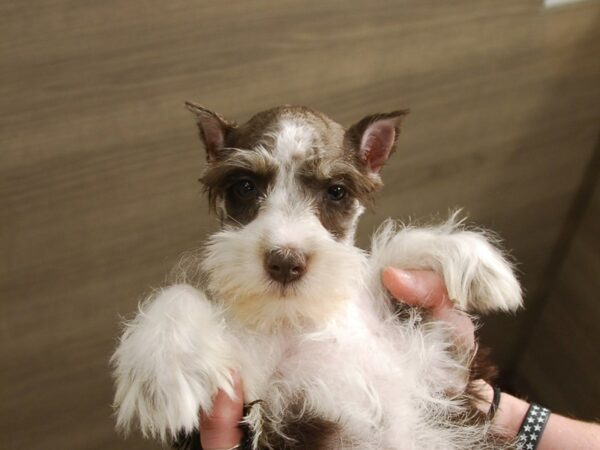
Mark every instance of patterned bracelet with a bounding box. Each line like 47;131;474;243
517;403;551;450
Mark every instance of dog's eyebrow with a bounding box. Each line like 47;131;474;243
222;147;277;175
201;147;278;185
297;157;381;203
200;147;278;211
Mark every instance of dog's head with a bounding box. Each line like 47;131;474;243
187;104;408;331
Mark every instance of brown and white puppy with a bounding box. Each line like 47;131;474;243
112;104;522;449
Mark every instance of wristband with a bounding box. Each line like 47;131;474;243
488;385;502;420
516;403;551;450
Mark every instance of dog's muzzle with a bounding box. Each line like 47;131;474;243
264;248;307;285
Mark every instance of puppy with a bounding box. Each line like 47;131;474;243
111;104;522;449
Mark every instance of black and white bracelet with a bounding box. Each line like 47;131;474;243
516;403;551;450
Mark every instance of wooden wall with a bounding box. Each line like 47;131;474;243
513;145;599;421
1;1;598;448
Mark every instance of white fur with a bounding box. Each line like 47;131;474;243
201;215;367;332
111;285;237;440
370;215;522;313
270;119;316;163
112;118;522;448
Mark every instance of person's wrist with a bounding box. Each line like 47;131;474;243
491;390;530;439
472;381;529;439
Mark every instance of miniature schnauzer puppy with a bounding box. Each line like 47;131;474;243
112;104;522;449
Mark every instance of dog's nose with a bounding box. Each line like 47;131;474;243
265;248;307;284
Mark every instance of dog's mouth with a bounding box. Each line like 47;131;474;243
267;279;303;298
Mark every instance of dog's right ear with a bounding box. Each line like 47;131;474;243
185;102;237;161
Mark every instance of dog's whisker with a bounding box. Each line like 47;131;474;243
225;214;244;228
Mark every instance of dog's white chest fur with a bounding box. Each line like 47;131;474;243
237;299;421;446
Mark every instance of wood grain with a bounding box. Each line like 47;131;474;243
514;149;599;421
1;0;599;448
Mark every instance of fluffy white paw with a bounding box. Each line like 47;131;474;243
370;216;522;313
111;284;236;441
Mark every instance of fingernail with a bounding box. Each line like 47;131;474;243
384;267;433;305
385;267;418;290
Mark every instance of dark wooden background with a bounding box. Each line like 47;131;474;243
1;1;598;448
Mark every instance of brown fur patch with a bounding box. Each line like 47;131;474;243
251;397;350;450
228;105;344;155
469;345;499;384
462;345;516;449
259;415;344;450
298;157;382;206
297;157;381;239
461;345;501;429
200;149;278;226
172;431;201;450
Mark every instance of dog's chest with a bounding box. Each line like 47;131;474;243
239;331;342;397
234;318;426;448
238;315;401;414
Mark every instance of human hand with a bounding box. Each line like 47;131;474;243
382;267;476;350
199;371;244;450
381;268;506;422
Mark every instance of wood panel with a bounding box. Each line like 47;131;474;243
514;152;599;421
1;1;599;448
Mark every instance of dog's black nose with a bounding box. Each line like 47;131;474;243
265;248;307;284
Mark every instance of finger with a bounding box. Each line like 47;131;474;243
200;371;244;450
382;268;475;349
435;307;476;350
382;268;451;309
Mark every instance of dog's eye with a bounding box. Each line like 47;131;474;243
327;184;346;201
232;179;258;199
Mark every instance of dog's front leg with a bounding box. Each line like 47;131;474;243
111;284;237;442
370;217;522;313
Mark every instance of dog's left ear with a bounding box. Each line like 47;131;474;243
344;110;409;173
185;102;238;161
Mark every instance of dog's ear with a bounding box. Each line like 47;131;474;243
344;110;409;173
185;102;237;161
